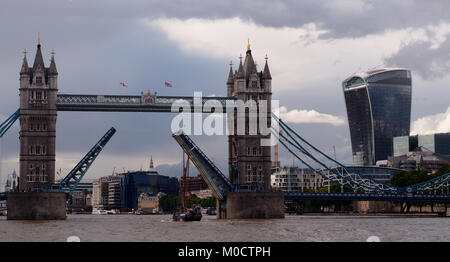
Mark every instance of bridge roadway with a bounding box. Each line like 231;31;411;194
3;191;450;202
56;94;236;112
284;192;450;202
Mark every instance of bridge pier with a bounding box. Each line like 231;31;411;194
218;192;284;219
7;192;66;220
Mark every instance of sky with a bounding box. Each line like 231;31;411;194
1;0;450;184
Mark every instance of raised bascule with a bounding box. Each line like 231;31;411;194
2;38;450;220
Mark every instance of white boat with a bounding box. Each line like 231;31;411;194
92;208;108;215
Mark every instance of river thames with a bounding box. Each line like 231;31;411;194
1;214;450;242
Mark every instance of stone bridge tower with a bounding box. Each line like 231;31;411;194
18;38;58;191
227;42;272;191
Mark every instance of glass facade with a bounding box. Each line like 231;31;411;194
393;136;409;157
416;133;450;155
393;135;418;157
419;134;435;152
121;171;179;211
435;133;450;155
343;69;412;166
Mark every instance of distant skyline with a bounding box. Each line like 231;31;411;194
1;0;450;183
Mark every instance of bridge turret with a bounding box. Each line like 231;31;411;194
20;50;30;88
226;63;234;97
228;41;273;191
18;36;58;192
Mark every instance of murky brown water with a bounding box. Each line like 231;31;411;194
0;214;449;242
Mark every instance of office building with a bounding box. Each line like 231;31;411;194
342;68;412;166
389;146;450;172
393;132;450;157
271;167;327;192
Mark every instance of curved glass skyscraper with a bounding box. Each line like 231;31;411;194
342;68;412;166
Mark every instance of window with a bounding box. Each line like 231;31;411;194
36;76;42;84
253;147;257;155
344;77;364;88
247;147;250;155
35;145;41;155
251;81;257;88
36;92;42;100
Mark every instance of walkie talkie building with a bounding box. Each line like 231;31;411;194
342;68;412;166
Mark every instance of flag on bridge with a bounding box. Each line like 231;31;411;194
164;81;173;88
120;81;128;88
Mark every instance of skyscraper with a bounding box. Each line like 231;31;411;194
342;68;412;166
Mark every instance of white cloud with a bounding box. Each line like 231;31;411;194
146;17;429;94
277;106;345;126
411;106;450;135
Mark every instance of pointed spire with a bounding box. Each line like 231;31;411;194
149;155;154;170
236;54;245;79
227;61;234;84
48;49;58;75
243;44;256;78
32;33;45;70
20;49;29;75
263;54;272;79
247;38;251;52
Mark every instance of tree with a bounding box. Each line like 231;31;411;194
159;195;180;212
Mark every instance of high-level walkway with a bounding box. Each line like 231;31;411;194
56;94;236;112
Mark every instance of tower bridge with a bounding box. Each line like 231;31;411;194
2;39;450;219
1;39;284;219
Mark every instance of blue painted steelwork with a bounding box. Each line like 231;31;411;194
56;94;236;113
272;113;450;194
272;113;398;193
49;127;116;198
0;109;19;138
0;192;6;201
172;132;232;200
405;172;450;193
284;192;450;202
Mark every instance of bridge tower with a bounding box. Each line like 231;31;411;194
18;37;58;191
227;41;272;191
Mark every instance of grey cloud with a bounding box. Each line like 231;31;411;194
385;36;450;79
3;0;450;39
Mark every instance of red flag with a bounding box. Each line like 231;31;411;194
120;81;128;88
164;81;173;87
